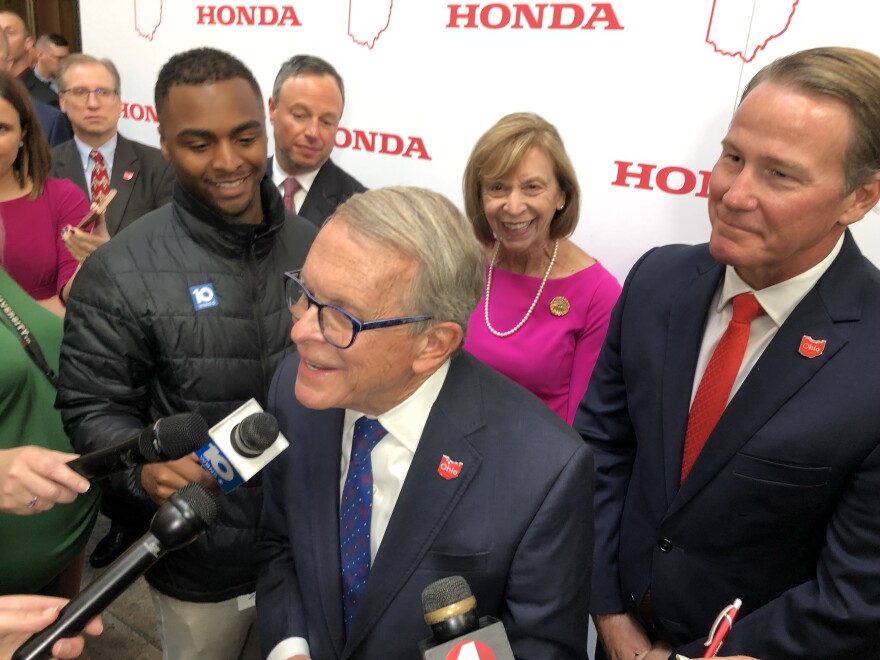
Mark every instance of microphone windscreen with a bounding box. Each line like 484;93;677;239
232;412;279;456
143;413;209;461
421;575;473;613
176;482;221;527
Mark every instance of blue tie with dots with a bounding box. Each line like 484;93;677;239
340;416;388;632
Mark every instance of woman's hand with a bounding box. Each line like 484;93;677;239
60;206;110;262
0;595;103;660
0;447;90;515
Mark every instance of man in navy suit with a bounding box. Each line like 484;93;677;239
577;47;880;659
257;187;593;659
267;54;365;229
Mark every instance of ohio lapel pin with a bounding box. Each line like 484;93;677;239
437;455;463;480
798;335;826;359
122;170;134;181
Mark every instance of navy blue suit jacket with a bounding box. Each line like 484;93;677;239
51;134;174;236
267;156;366;229
33;100;72;147
257;351;593;659
576;231;880;657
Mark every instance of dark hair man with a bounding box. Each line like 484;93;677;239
578;46;880;659
257;186;593;659
57;47;317;660
53;54;174;269
21;32;68;107
268;54;365;228
0;10;32;78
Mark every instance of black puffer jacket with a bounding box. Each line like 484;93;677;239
57;177;317;601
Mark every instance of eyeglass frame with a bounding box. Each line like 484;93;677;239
283;270;433;349
59;87;119;102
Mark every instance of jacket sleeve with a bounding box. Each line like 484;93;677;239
502;441;594;659
56;248;157;519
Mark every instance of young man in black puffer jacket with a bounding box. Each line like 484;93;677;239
56;48;318;659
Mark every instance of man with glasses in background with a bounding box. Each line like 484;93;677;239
52;55;174;264
256;186;593;660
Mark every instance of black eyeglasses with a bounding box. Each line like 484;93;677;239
283;270;433;349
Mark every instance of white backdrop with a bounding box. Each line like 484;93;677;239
79;0;880;282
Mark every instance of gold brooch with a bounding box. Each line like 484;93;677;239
550;296;570;317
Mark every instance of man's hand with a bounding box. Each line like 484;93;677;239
675;656;759;660
0;595;103;660
635;640;674;660
593;613;652;660
140;454;218;505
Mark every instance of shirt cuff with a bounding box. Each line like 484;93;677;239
267;637;310;660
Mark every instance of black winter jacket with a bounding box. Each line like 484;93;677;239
57;177;317;601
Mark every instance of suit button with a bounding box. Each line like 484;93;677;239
658;538;673;553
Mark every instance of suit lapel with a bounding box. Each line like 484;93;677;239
56;142;89;197
668;233;863;517
660;254;724;507
302;407;347;657
301;161;341;225
343;357;484;656
107;136;137;235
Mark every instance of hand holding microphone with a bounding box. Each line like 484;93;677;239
0;596;102;660
12;482;219;660
0;447;90;515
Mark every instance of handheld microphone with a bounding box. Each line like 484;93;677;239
67;413;209;480
419;576;515;660
13;483;220;660
195;398;288;493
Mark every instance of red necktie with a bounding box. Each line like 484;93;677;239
681;293;765;483
90;150;110;204
282;177;300;212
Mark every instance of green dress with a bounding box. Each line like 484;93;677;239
0;268;100;594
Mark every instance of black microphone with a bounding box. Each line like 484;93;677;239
229;412;279;458
12;483;220;660
418;576;515;660
68;413;209;480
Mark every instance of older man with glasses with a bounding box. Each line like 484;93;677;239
257;186;594;660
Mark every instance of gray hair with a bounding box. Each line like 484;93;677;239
272;54;344;106
57;54;121;96
333;187;484;339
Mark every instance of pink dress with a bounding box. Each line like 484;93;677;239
464;262;621;424
0;178;90;299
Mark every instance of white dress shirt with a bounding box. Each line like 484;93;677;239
691;233;845;406
267;360;451;660
272;159;320;214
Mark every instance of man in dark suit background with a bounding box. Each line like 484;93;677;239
52;53;173;569
267;54;365;228
577;47;880;659
21;32;68;107
0;10;32;78
257;187;593;659
53;54;174;263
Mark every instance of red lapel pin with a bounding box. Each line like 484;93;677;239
437;455;463;480
798;335;826;359
123;170;134;181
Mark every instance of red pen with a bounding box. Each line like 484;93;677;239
702;598;742;657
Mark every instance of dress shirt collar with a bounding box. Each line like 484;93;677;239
74;133;118;174
272;158;321;196
719;233;845;328
343;359;451;456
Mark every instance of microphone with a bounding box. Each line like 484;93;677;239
68;413;209;480
195;398;289;493
13;483;220;660
419;576;515;660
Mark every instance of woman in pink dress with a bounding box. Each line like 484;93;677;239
463;113;621;424
0;70;90;317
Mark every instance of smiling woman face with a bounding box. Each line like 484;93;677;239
481;146;564;261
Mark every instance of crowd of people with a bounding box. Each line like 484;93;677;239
1;6;879;659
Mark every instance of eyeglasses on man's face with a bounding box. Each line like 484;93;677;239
283;270;433;349
60;87;118;103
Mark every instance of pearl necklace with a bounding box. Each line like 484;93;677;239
484;239;559;338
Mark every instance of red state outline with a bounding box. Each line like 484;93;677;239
348;0;393;49
134;0;163;41
705;0;798;63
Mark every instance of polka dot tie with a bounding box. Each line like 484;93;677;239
681;293;765;483
340;416;387;632
282;177;300;212
90;150;110;204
